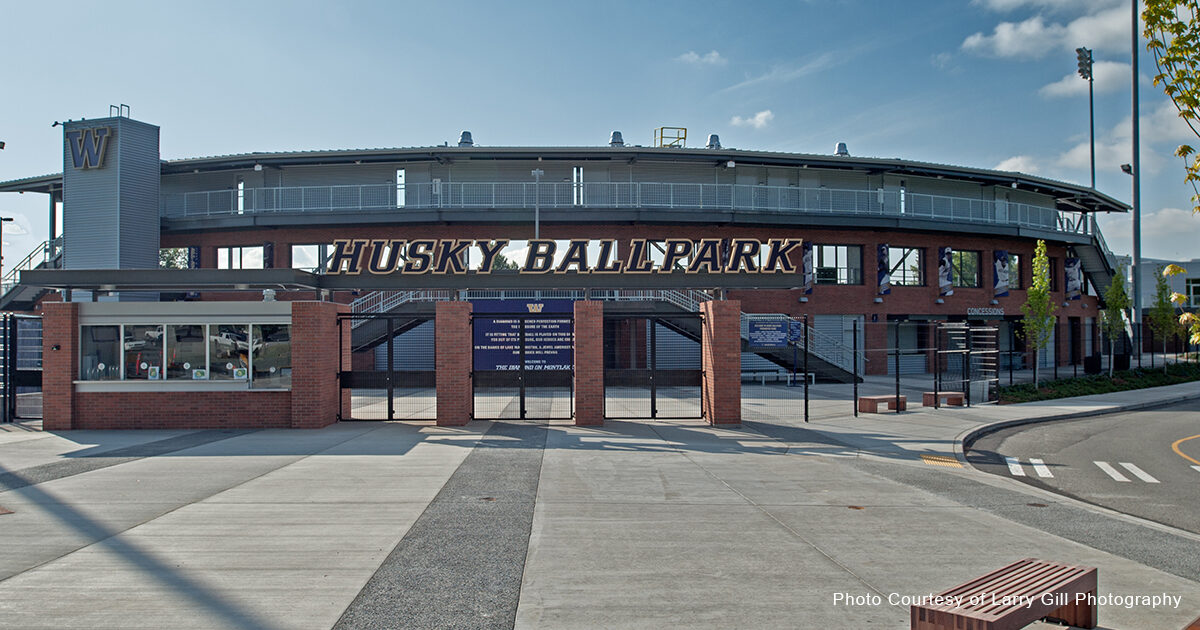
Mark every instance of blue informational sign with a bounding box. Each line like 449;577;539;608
788;321;804;344
472;300;574;371
748;320;789;348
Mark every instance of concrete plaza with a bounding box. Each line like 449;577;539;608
1;382;1198;629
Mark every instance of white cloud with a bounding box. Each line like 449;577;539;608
731;110;775;129
1099;207;1200;259
676;50;726;66
1039;60;1131;97
719;53;835;93
971;0;1121;13
1054;101;1192;177
962;5;1128;59
994;155;1041;173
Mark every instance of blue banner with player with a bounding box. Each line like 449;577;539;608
993;250;1010;298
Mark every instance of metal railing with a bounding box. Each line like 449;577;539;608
1;237;63;296
162;182;1093;236
348;287;863;374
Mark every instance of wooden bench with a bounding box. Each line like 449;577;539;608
857;394;906;413
911;558;1097;630
923;391;964;407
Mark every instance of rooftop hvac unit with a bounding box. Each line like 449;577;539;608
458;131;474;147
706;134;721;149
609;131;624;147
835;142;849;156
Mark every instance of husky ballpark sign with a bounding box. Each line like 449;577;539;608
325;238;801;275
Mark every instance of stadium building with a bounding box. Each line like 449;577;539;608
0;113;1126;429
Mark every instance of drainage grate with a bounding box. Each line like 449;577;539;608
920;454;964;468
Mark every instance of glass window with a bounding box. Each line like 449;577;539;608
888;247;923;286
123;325;164;380
81;325;120;380
291;244;327;274
1048;258;1058;291
815;245;863;285
952;251;981;288
1187;278;1200;307
167;325;208;380
252;324;291;389
210;324;250;380
1008;254;1023;289
217;246;264;269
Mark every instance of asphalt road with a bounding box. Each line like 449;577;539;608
966;398;1200;535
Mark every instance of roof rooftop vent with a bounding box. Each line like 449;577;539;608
706;134;721;149
458;131;474;147
834;142;849;156
609;131;624;147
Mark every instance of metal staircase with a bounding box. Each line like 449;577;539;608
347;287;863;382
0;238;64;311
1076;216;1120;301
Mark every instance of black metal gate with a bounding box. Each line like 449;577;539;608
339;313;436;420
934;322;999;406
472;312;573;420
603;314;702;419
0;313;42;422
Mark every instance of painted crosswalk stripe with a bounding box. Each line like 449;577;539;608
1119;462;1160;483
1094;461;1131;482
1193;465;1200;474
1029;458;1054;478
1005;457;1026;476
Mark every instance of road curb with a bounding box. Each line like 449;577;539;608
954;388;1200;462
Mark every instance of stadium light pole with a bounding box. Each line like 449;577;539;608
1130;0;1142;350
1076;46;1095;189
531;168;544;239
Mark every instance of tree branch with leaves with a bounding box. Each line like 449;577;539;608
1145;0;1200;213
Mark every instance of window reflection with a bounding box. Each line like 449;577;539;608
210;324;250;380
252;324;291;389
81;326;120;380
123;325;164;379
167;325;207;379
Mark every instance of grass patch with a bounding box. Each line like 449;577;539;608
998;361;1200;404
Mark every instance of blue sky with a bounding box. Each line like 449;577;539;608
1;0;1196;265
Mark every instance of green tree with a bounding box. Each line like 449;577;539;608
1021;240;1056;385
490;253;519;271
1145;0;1200;214
1148;265;1180;371
1101;265;1131;377
159;247;188;269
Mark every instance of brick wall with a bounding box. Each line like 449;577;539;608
39;300;344;430
701;300;742;425
41;300;77;431
435;301;473;426
573;301;604;425
290;301;347;428
73;392;291;429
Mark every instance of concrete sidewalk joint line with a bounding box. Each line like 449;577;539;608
334;421;547;630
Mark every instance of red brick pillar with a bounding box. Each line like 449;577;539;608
701;300;741;425
341;307;353;420
573;300;604;426
436;301;473;426
42;300;78;431
290;301;347;429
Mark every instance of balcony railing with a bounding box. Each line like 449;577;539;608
161;182;1093;236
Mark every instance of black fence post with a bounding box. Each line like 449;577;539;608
386;316;395;421
803;314;810;423
852;319;859;418
933;322;940;409
1137;323;1143;369
964;328;972;408
1150;326;1155;369
894;321;901;414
